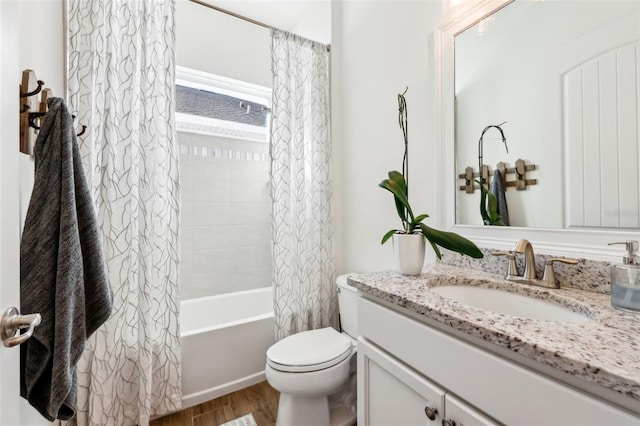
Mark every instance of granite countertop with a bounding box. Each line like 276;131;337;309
348;264;640;403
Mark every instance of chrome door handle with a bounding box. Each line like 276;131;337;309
1;307;41;347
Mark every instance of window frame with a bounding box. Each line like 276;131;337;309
175;65;272;142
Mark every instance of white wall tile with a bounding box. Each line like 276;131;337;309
191;273;230;297
192;226;230;250
181;177;193;203
192;202;230;226
228;246;264;269
229;180;270;203
192;248;230;274
192;178;229;202
192;156;229;179
181;227;194;250
230;268;268;292
229;202;270;225
229;158;267;181
228;224;270;247
181;202;194;227
179;254;192;290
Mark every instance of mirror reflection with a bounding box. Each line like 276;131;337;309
454;0;640;230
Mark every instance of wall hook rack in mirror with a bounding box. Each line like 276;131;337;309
19;69;87;155
458;159;537;193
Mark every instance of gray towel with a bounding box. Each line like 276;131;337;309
489;169;510;226
20;97;113;421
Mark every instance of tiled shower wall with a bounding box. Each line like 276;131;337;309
179;131;272;300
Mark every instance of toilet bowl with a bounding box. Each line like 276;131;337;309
266;274;359;426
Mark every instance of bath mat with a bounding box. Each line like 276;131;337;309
220;413;257;426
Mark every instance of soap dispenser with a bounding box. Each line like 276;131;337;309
608;241;640;312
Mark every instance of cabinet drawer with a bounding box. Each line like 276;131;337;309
358;296;640;425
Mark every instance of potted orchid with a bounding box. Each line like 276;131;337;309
380;89;483;275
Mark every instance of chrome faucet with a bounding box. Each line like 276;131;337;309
513;239;537;281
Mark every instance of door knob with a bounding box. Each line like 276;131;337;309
1;307;41;347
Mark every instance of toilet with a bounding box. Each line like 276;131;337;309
265;274;359;426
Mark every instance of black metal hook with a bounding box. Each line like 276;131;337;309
20;80;44;98
27;112;46;130
28;112;87;137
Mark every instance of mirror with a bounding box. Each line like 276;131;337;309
453;0;640;230
437;0;640;260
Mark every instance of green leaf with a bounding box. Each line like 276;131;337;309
413;214;429;223
381;229;400;245
475;179;491;224
419;223;484;258
426;238;442;260
485;189;505;226
487;190;498;217
379;171;414;222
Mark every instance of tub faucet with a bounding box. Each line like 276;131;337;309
513;239;537;281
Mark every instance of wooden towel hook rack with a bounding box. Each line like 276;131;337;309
19;69;86;155
458;159;537;193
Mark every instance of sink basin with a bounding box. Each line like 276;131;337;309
430;286;591;323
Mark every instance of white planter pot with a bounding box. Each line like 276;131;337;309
392;233;426;276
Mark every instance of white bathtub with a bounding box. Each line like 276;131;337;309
180;287;275;408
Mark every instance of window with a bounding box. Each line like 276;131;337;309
175;66;271;142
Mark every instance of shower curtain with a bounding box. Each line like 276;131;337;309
67;0;181;424
270;28;338;341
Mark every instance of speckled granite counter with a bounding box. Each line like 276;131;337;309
348;264;640;404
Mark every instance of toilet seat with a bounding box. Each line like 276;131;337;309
267;327;354;373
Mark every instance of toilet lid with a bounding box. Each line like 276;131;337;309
267;327;353;373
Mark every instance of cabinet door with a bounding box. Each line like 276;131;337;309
358;337;445;426
443;393;500;426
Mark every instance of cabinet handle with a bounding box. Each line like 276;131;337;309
424;406;438;421
442;419;456;426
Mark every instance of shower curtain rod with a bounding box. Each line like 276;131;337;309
188;0;331;52
189;0;269;29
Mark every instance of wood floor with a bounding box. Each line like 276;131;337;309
151;381;279;426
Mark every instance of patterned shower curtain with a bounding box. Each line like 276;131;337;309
67;0;181;424
270;28;338;341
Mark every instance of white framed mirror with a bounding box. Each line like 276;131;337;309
436;0;640;261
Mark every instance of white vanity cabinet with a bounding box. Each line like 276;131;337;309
357;295;640;426
358;336;499;425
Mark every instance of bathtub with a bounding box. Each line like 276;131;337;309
180;287;275;408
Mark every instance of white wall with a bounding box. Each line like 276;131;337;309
331;1;444;275
176;0;331;89
175;0;272;87
206;0;331;45
18;0;65;231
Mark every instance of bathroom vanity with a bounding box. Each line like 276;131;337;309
350;265;640;425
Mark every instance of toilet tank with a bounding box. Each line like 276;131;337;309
337;274;359;338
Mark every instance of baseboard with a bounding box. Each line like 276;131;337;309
181;371;267;409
